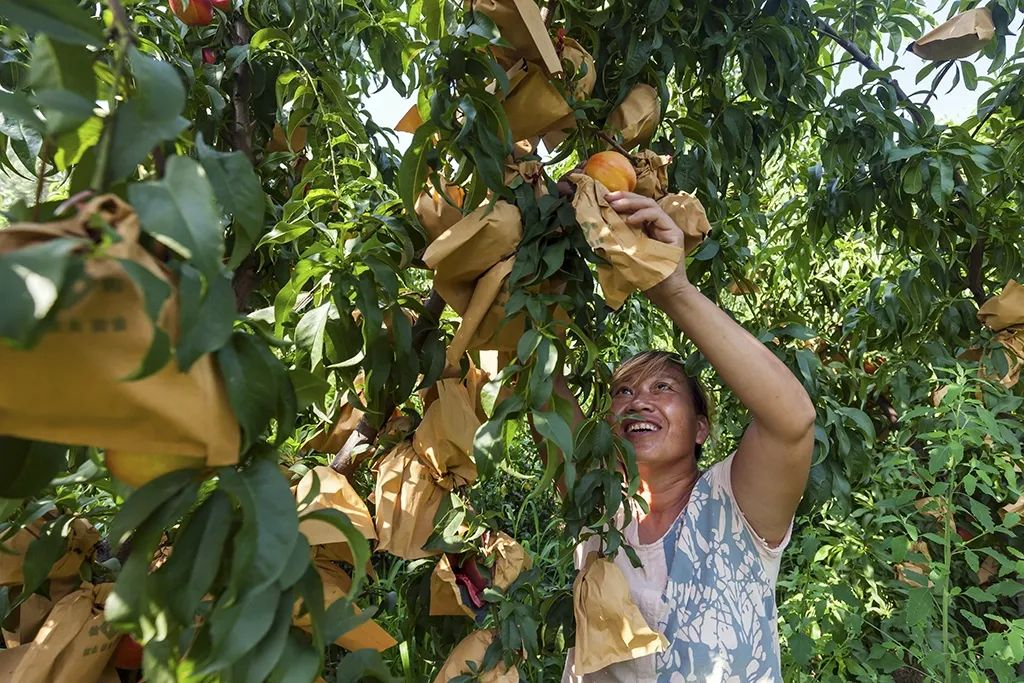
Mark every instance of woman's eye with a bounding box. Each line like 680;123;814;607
614;386;631;396
655;382;671;390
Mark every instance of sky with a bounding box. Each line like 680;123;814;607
362;1;985;153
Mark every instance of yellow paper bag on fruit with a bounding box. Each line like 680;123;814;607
658;191;712;255
633;149;672;199
542;37;597;150
895;541;933;588
429;554;480;618
294;560;396;652
991;329;1024;388
12;583;120;683
2;593;53;648
604;83;660;150
571;174;683;309
482;531;531;590
413;378;480;488
471;0;562;75
501;60;573;141
0;517;99;587
571;553;667;675
415;182;467;244
302;398;364;455
504;157;545;197
372;442;448;560
424;201;523;315
445;257;518;365
911;7;995;60
978;280;1024;331
433;629;518;683
294;465;376;548
0;195;240;469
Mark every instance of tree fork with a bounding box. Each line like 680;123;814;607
330;289;448;475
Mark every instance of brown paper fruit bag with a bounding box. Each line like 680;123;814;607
978;280;1024;331
415;183;467;244
1;517;99;588
604;83;661;150
910;7;996;60
481;530;531;590
424;201;523;313
433;629;519;683
294;560;397;652
896;542;934;588
633;149;672;199
12;583;120;683
501;60;573;141
542;37;597;150
413;378;481;488
2;593;54;648
571;174;683;309
372;442;448;560
294;465;377;548
0;195;240;474
658;191;712;255
990;330;1024;389
429;553;481;618
571;552;667;675
302;398;365;455
471;0;562;75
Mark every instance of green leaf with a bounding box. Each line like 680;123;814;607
233;589;296;683
533;409;574;461
106;469;198;548
0;237;83;347
117;259;173;380
128;155;225;279
216;333;282;447
0;90;44;132
295;302;331;370
15;515;71;604
288;366;330;411
196;135;265;268
195;584;282;674
332;649;400;683
0;0;104;47
219;458;301;593
904;586;933;627
175;266;236;370
155;490;233;625
266;629;322;683
28;35;96;135
836;407;875;441
0;436;67;498
107;49;189;182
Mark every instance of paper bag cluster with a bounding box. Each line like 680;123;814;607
430;531;532;618
374;375;485;559
0;195;240;469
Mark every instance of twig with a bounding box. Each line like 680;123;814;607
106;0;137;45
596;131;636;162
543;0;558;27
330;289;448;475
922;61;955;109
967;237;986;306
230;16;254;163
33;140;50;220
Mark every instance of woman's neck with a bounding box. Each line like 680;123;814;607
635;462;700;537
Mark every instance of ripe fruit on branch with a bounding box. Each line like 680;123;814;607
210;0;232;10
584;151;637;193
430;183;465;209
112;636;144;670
105;450;205;488
169;0;213;26
202;48;217;64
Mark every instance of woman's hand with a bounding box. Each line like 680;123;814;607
606;191;692;300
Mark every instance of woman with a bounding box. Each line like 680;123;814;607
559;191;816;682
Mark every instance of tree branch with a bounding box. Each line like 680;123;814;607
330;289;449;475
597;131;636;162
542;0;558;28
230;16;254;163
812;16;988;301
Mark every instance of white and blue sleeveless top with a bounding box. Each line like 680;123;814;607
562;452;793;683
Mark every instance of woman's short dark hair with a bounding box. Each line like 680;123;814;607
610;350;710;460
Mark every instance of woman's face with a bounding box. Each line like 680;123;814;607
610;366;709;469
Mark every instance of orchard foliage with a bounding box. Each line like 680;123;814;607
0;0;1022;681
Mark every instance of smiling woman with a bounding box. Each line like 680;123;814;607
556;192;816;682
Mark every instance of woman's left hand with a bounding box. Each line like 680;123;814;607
606;191;691;296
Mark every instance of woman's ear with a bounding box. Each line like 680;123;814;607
695;415;710;446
